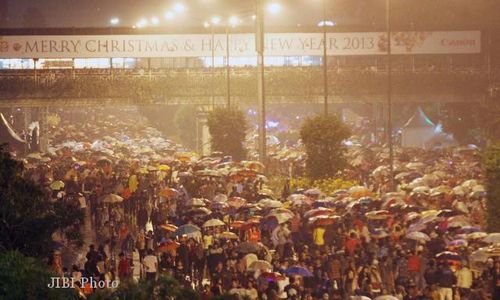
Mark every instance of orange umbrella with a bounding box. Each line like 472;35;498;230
160;188;179;198
158;240;180;252
230;221;245;229
121;188;132;199
160;224;178;232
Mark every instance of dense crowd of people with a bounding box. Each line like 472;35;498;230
15;108;500;300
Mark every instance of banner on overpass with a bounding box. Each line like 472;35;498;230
0;31;480;59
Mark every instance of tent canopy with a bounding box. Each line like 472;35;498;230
0;113;26;147
404;107;435;128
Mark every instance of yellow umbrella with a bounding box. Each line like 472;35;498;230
158;165;171;171
50;181;65;191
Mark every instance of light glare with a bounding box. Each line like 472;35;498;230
174;3;186;13
110;17;120;25
228;16;240;27
164;11;174;20
211;16;221;25
151;16;160;25
267;3;282;14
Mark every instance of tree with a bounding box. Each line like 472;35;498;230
207;108;248;161
0;251;79;300
89;275;200;300
300;114;351;179
485;143;500;232
0;146;84;258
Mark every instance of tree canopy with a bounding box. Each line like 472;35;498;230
0;146;83;258
207;107;248;161
300;114;351;179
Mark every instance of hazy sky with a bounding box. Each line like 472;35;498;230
2;0;383;28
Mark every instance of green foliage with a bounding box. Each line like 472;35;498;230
485;143;500;232
207;107;248;161
89;275;200;300
0;146;84;258
0;251;79;300
300;114;351;179
289;177;357;195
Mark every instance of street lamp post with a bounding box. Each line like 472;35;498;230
256;0;266;164
211;25;215;109
322;0;328;116
226;25;231;108
386;0;395;191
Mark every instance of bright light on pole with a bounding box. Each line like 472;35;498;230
110;17;120;25
203;21;210;28
267;2;282;14
228;16;240;27
151;16;160;25
136;18;148;28
164;11;174;20
211;16;221;25
318;20;335;27
173;2;186;13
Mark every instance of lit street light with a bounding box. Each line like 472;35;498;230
228;16;240;27
151;16;160;25
267;2;282;14
211;16;221;25
164;11;174;20
173;2;186;13
109;17;120;26
136;18;148;28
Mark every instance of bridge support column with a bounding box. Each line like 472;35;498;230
39;107;49;152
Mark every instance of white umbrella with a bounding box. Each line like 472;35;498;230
406;231;430;242
202;219;226;228
483;233;500;244
102;194;123;203
375;296;399;300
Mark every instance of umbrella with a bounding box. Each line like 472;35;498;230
157;164;170;171
267;212;293;224
227;197;247;208
249;260;272;272
304;208;335;218
350;297;371;300
259;272;286;282
436;251;461;262
230;221;245;229
447;239;468;248
484;233;500;244
467;232;487;240
375;296;399;300
285;266;313;277
213;194;228;203
211;201;228;210
202;219;226;228
365;210;391;220
258;199;283;208
236;242;263;254
175;224;201;236
470;248;490;263
185;207;212;216
304;188;321;196
243;253;258;268
309;215;340;226
101;194;123;203
160;224;178;232
187;198;208;207
217;231;239;240
27;152;44;160
288;194;308;202
50;180;65;191
160;188;179;198
406;231;430;242
158;240;180;252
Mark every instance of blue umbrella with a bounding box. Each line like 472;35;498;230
285;266;313;277
175;224;201;236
